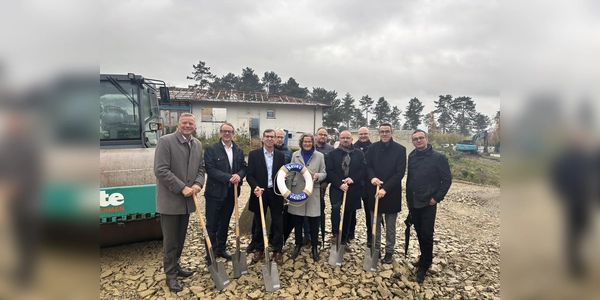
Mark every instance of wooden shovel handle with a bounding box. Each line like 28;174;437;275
257;188;269;250
234;182;240;237
193;194;213;249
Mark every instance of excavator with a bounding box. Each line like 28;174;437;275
456;130;489;155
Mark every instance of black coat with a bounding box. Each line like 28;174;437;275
246;148;286;213
365;138;407;213
326;146;366;211
406;144;452;209
203;139;247;201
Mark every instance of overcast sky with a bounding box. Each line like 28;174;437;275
5;0;600;125
96;0;505;121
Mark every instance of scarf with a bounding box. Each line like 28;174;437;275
301;148;314;165
338;144;354;177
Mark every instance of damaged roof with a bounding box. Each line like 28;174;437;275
167;87;329;107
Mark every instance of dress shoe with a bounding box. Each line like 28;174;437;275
411;261;422;268
416;266;427;283
341;241;352;253
166;278;183;292
291;245;302;259
246;244;256;253
330;234;338;243
311;245;320;261
382;253;393;264
252;251;264;263
302;237;311;247
216;251;232;260
274;252;284;265
176;266;194;277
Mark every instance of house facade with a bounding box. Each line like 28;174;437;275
161;87;328;148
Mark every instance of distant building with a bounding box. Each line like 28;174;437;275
160;87;329;148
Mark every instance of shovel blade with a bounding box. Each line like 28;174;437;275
232;250;248;278
208;261;230;290
362;246;379;272
261;262;280;292
328;244;345;267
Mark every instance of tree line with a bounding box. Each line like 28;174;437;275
187;60;499;137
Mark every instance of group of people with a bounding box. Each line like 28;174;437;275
153;113;452;292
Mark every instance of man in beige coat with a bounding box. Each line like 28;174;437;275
154;113;205;292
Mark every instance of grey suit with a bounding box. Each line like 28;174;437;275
154;131;205;279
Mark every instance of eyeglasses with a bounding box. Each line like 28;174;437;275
412;136;426;142
276;136;285;139
220;130;233;134
264;135;275;139
379;130;391;134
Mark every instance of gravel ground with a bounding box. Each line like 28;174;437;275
100;181;500;299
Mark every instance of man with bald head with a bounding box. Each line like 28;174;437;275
326;130;366;249
349;127;373;246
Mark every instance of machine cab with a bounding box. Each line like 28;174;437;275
100;73;170;148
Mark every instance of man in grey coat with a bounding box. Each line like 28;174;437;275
154;113;205;292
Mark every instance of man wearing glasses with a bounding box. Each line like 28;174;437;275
406;129;452;283
246;129;286;265
315;127;335;244
365;123;406;265
350;127;373;246
203;123;247;263
274;128;292;164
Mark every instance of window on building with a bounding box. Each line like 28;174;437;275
201;107;227;122
266;109;276;119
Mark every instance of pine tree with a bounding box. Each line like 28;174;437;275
236;67;262;92
372;97;391;125
451;96;477;135
261;71;282;93
402;97;424;130
187;60;216;90
473;113;491;132
280;77;309;98
359;95;374;126
210;72;239;90
389;106;402;129
311;87;342;129
434;95;453;134
339;93;357;129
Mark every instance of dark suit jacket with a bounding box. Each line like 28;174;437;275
246;147;285;213
326;146;366;211
203;139;247;201
365;138;406;214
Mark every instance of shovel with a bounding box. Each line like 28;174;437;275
363;185;381;272
258;191;280;292
193;194;230;290
232;183;248;278
329;181;347;266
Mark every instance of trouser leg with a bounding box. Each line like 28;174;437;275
348;210;356;238
370;210;384;252
383;212;397;254
269;200;284;253
330;199;341;236
161;214;187;279
341;208;354;243
215;190;235;253
294;215;304;246
414;205;436;268
308;217;319;246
